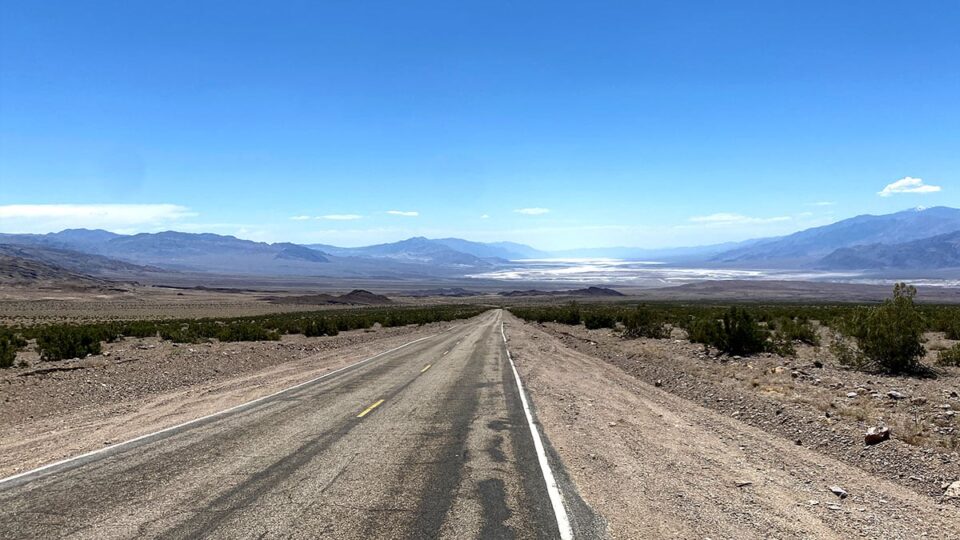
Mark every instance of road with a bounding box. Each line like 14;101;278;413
0;310;592;539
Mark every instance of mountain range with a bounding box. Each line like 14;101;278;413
710;206;960;268
1;207;958;284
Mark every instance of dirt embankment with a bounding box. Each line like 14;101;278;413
503;312;960;539
0;321;458;478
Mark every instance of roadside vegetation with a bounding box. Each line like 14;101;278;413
509;283;960;375
0;329;26;368
0;305;487;364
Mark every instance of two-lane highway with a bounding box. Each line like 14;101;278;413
0;310;585;539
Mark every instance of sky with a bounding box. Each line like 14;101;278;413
1;1;958;250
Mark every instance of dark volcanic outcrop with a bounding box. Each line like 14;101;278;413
499;286;625;297
263;289;393;306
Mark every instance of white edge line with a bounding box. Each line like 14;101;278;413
0;334;435;489
501;318;574;540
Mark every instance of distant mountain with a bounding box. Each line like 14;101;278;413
272;243;330;263
0;229;121;251
711;207;960;267
0;230;333;275
433;238;545;260
547;238;771;261
818;230;960;270
0;244;160;277
308;237;502;267
1;230;510;277
0;250;112;288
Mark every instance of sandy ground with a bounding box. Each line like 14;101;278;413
502;312;960;539
0;321;459;478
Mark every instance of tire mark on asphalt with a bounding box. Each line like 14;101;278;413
154;339;458;539
360;324;492;538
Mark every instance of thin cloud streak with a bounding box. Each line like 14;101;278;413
0;203;195;233
514;207;550;215
319;214;363;221
688;213;791;226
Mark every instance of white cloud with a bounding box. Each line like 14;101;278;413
289;215;312;221
689;213;791;226
319;214;363;221
514;207;550;215
0;203;195;233
809;201;836;206
480;214;490;219
386;210;419;217
878;177;942;197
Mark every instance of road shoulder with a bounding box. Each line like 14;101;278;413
503;312;960;539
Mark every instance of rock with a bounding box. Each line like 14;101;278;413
827;504;842;511
813;360;823;368
865;426;891;445
829;486;849;499
846;392;858;398
910;396;928;406
654;379;662;387
945;480;960;499
887;390;907;400
735;481;753;488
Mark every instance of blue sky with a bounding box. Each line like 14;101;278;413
1;1;958;249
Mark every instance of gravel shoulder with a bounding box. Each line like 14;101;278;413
0;320;458;478
503;312;960;539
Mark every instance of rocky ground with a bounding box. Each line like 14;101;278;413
0;320;459;477
503;312;960;539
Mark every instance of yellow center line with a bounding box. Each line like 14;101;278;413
356;399;385;418
420;364;432;373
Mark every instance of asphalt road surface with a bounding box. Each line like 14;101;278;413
0;310;595;539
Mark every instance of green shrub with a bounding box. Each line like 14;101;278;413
36;326;102;361
684;307;769;356
583;312;616;330
159;325;201;344
937;344;960;367
837;283;926;374
771;317;820;346
622;307;669;339
304;317;339;337
215;322;279;342
0;330;25;368
685;316;720;346
716;307;770;356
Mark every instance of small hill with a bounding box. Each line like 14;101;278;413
264;289;393;306
499;286;625;297
0;253;110;288
0;244;158;277
400;288;484;297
